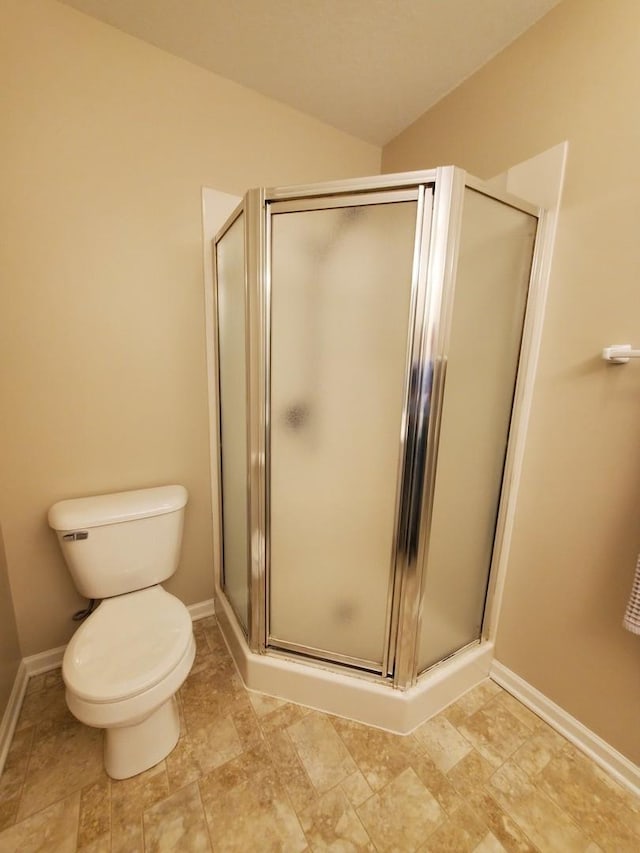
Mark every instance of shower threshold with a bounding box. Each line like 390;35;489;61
214;588;494;735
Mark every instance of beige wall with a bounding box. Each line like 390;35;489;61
384;0;640;763
0;0;380;656
0;523;21;717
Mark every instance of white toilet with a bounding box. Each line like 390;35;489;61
48;484;196;780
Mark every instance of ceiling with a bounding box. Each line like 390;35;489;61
59;0;561;145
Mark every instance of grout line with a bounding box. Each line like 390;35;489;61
195;778;214;852
74;783;82;853
11;725;37;830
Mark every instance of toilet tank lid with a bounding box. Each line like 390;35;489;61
48;485;188;531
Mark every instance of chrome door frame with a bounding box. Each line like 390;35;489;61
261;184;427;674
391;167;466;687
211;202;252;635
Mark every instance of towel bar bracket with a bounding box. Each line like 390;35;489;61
602;344;640;364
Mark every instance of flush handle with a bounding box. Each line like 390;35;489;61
62;531;89;541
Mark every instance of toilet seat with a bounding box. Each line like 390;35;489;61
63;585;193;704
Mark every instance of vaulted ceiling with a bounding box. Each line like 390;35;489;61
60;0;561;144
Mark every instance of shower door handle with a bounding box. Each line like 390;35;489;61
402;359;434;563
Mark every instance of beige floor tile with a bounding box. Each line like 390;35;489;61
196;742;274;801
0;790;80;853
441;681;502;727
110;761;169;853
15;681;72;732
331;715;423;792
457;702;532;769
201;763;307;852
17;717;103;821
248;691;287;718
413;714;473;773
166;714;244;792
77;835;111;853
298;787;374;851
340;769;374;808
143;781;212;852
231;705;264;750
0;799;19;836
200;619;229;656
0;725;32;784
190;624;216;675
472;832;508;852
446;748;495;799
265;729;319;813
511;724;566;778
537;744;640;852
25;673;48;696
466;789;537;853
287;713;356;793
488;759;591;852
257;701;312;738
180;657;251;735
77;773;110;849
0;725;34;829
44;669;65;691
488;692;542;732
165;734;201;792
357;767;443;853
410;751;462;816
418;803;487;852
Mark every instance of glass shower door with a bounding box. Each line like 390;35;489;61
268;194;425;670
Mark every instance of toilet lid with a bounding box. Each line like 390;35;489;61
63;585;193;703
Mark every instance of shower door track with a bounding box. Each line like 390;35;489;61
267;638;383;675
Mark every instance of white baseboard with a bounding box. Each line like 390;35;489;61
24;644;67;676
187;598;215;621
0;660;28;775
490;661;640;797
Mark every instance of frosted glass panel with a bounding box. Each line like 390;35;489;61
418;190;536;671
269;200;418;666
216;214;249;631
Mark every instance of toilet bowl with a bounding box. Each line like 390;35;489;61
63;585;195;779
49;485;194;779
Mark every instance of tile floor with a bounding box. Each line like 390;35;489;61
0;616;638;852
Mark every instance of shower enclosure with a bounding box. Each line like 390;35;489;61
210;168;541;729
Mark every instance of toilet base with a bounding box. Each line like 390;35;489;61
104;695;180;780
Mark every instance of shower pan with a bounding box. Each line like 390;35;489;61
209;167;544;733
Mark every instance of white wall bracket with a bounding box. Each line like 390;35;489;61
602;344;640;364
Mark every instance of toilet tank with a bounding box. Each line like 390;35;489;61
48;485;188;599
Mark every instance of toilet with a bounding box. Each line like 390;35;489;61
48;484;195;780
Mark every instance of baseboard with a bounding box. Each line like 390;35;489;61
490;660;640;797
23;644;67;676
0;661;28;775
187;598;215;621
